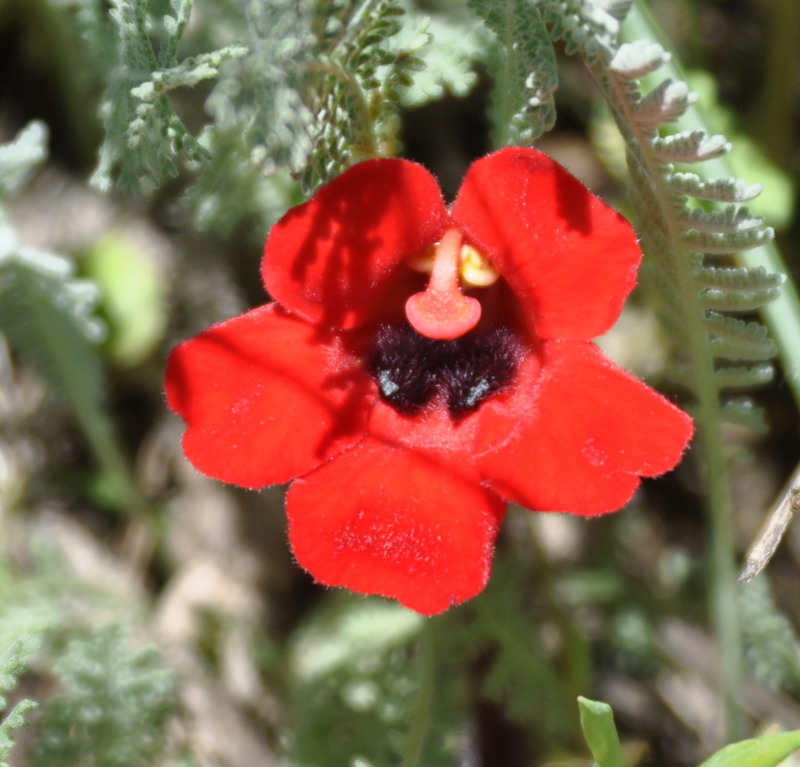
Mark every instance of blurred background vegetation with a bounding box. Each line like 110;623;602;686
0;0;799;765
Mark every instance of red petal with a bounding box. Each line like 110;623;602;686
165;304;371;488
287;438;506;615
451;148;642;340
262;159;450;330
475;341;693;515
367;397;481;453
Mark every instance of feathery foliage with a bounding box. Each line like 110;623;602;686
0;638;39;767
82;0;479;234
92;0;428;190
600;27;779;418
447;554;581;744
0;122;103;375
739;578;800;697
91;0;247;193
0;540;177;767
33;625;174;767
466;0;557;144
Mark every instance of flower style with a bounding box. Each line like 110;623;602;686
165;148;693;616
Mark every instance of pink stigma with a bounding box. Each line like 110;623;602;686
404;229;481;340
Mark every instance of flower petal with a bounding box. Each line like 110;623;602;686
451;147;642;340
165;304;371;488
287;438;506;615
475;340;693;515
262;159;450;330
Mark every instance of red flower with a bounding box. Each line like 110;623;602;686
165;148;693;615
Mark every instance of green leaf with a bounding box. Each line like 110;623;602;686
469;0;558;144
698;731;800;767
392;12;483;109
91;0;235;193
578;697;623;767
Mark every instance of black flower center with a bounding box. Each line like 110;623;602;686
367;323;524;418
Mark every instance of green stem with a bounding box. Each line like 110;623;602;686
401;619;437;767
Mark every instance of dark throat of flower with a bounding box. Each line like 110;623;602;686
367;324;524;419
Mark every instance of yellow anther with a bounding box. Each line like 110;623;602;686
459;244;500;287
407;244;437;273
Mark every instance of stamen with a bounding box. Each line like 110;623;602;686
460;243;500;287
404;229;482;340
407;244;436;273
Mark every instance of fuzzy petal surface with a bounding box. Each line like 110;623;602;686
262;159;450;330
287;437;506;615
475;340;693;515
451;147;642;340
165;304;372;488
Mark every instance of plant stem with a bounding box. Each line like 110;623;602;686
401;619;437;767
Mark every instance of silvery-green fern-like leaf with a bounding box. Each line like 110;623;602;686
0;637;39;767
722;397;767;433
714;364;773;390
468;0;558;144
683;227;774;254
679;206;763;234
706;314;777;362
609;39;669;79
710;336;775;363
694;265;785;292
541;0;623;62
668;173;763;203
632;79;695;131
651;130;730;164
702;287;782;313
706;312;776;352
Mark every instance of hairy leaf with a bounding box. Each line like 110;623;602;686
469;0;558;144
694;266;785;293
651;130;730;164
713;364;773;390
706;314;777;362
91;0;243;192
668;173;763;203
